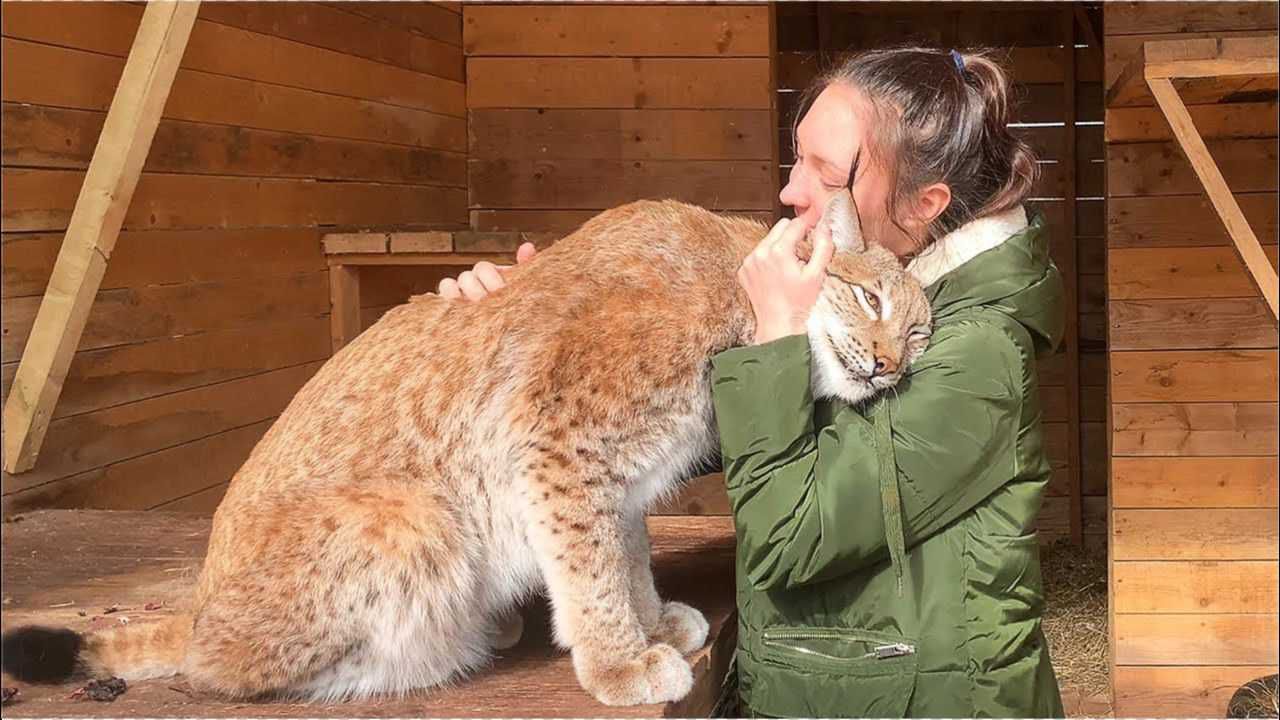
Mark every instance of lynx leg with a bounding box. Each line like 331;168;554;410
623;511;708;655
526;479;692;706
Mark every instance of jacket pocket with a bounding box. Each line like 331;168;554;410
748;626;919;718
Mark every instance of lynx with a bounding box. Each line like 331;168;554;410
2;191;931;706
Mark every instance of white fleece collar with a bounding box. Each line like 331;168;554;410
906;205;1028;288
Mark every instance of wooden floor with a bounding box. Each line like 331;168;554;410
0;511;738;718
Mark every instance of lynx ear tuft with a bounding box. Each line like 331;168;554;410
814;190;866;254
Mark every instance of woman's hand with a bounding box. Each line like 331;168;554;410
437;242;539;301
738;218;835;345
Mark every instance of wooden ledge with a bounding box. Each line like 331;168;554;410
1;511;738;718
323;230;560;260
1108;35;1278;108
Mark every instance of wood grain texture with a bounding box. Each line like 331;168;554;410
1109;298;1278;350
0;511;738;718
0;2;466;111
328;2;463;47
467;160;775;211
1114;560;1278;613
467;58;772;110
2;169;467;233
1;104;466;188
1113;509;1279;560
1114;665;1280;717
1108;193;1278;248
2;39;466;151
1114;613;1278;665
1;362;322;497
1107;138;1278;197
462;5;769;57
1112;402;1279;457
1106;2;1279;36
1112;456;1279;508
469;109;772;161
1109;246;1280;299
2;228;325;300
1106;101;1279;143
1111;350;1279;403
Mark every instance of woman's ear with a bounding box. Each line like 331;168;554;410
813;189;866;254
914;182;952;227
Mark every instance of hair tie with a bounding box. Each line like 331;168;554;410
950;49;966;74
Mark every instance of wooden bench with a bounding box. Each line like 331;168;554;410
0;510;738;718
323;230;560;353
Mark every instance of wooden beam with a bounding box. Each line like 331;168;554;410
2;1;199;474
1062;9;1083;546
1146;75;1280;319
328;265;362;354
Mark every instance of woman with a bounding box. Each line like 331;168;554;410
443;47;1064;718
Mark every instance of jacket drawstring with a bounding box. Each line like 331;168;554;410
872;399;906;596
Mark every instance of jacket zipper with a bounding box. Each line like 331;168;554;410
762;630;917;661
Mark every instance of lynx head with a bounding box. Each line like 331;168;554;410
800;190;933;405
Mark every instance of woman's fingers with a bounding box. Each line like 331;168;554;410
472;261;506;292
437;277;462;299
456;271;487;301
803;224;837;280
515;241;538;265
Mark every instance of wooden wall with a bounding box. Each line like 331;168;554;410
1103;2;1279;715
1;2;466;514
773;2;1107;543
464;3;777;238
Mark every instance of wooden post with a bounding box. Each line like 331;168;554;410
2;1;200;474
1146;76;1280;320
328;265;363;353
1062;8;1084;545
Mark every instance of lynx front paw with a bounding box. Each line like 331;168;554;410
649;601;709;655
574;643;693;706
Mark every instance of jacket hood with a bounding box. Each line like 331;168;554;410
907;206;1064;356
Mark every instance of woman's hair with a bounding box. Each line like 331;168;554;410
791;47;1039;247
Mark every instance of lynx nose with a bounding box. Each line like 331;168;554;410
872;356;898;378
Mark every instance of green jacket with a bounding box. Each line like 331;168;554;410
709;214;1065;718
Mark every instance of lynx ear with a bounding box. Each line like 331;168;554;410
813;189;866;254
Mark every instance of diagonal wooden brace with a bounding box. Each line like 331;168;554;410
2;1;200;474
1146;75;1279;321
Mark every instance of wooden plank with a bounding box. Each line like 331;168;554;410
3;272;329;364
354;266;472;309
776;46;1104;89
1106;101;1280;143
654;473;730;515
2;169;468;233
1110;298;1279;350
152;481;230;513
388;232;454;254
2;1;199;475
469;109;772;161
2;228;325;300
1148;77;1279;318
1;39;466;152
1108;193;1278;248
197;2;462;78
1115;560;1278;613
329;266;361;354
1113;509;1279;560
1;103;466;188
0;419;271;514
1114;614;1279;665
2;317;330;421
1114;665;1280;717
466;57;771;110
329;1;463;47
462;5;769;57
468;159;775;211
329;253;514;268
1106;2;1279;36
0;2;465;111
1111;350;1278;403
1;361;321;496
1112;402;1279;457
323;234;389;255
1109;246;1280;300
1104;30;1279;95
1112;456;1279;509
1107;138;1278;197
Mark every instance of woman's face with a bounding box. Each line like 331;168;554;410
780;83;922;261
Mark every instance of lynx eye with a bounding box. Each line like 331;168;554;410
852;285;881;317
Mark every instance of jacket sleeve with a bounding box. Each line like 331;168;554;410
710;321;1025;591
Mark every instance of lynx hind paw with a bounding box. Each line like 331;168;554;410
576;643;693;706
491;611;524;651
651;601;709;655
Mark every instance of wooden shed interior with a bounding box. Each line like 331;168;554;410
1;1;1276;717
